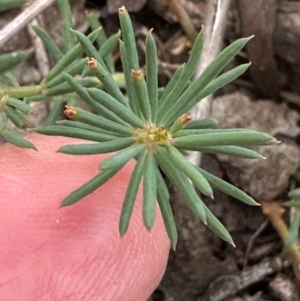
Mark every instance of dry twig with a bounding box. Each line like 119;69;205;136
188;0;232;166
0;0;57;48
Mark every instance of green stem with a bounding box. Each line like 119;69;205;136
262;201;300;281
0;85;41;99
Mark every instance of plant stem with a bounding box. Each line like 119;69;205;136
261;201;300;280
0;85;41;99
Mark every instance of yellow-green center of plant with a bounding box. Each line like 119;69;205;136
134;122;172;151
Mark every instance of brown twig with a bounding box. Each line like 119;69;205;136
261;201;300;281
243;219;269;267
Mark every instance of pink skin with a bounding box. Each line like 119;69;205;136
0;134;170;301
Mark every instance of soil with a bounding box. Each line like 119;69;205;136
1;0;300;300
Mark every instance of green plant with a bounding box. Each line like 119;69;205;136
0;1;278;248
0;0;27;12
283;188;300;245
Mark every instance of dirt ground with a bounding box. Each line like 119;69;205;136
1;0;300;300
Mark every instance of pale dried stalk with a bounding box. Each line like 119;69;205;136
261;201;300;281
188;0;232;166
0;0;57;48
27;19;50;77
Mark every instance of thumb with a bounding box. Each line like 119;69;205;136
0;134;170;301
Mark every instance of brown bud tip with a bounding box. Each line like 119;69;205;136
64;105;76;117
88;58;98;69
181;112;191;125
119;6;127;14
131;69;143;80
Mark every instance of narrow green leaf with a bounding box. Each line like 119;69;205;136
24;95;47;103
63;72;128;126
86;12;115;72
0;107;7;128
174;128;255;137
0;50;31;74
118;6;139;70
35;125;118;142
88;58;128;108
198;63;250;101
156;149;206;222
1;71;19;87
58;137;135;155
119;40;140;115
46;76;100;96
7;98;36;115
285;210;300;245
156;167;169;200
119;150;147;236
64;105;134;136
288;188;300;199
86;12;106;44
57;0;75;51
179;63;251;117
166;145;213;198
88;88;145;128
4;105;28;129
197;167;259;206
145;31;158;122
0;0;26;12
60;165;123;207
156;175;177;248
31;25;64;62
169;113;191;135
100;144;145;170
158;65;184;104
99;30;120;61
43;100;65;126
157;29;204;121
44;28;100;83
283;200;300;208
1;127;36;149
72;29;107;70
143;152;157;230
195;145;265;159
57;120;119;135
203;203;234;245
46;58;89;89
185;118;218;129
131;70;151;121
161;36;253;125
173;131;278;149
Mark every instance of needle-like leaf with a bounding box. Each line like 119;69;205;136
58;137;135;155
60;165;124;207
156;149;206;223
197;167;259;206
166;145;213;198
143;151;157;230
119;150;147;236
145;31;158;122
100;144;145;170
173;131;278;149
285;210;300;245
